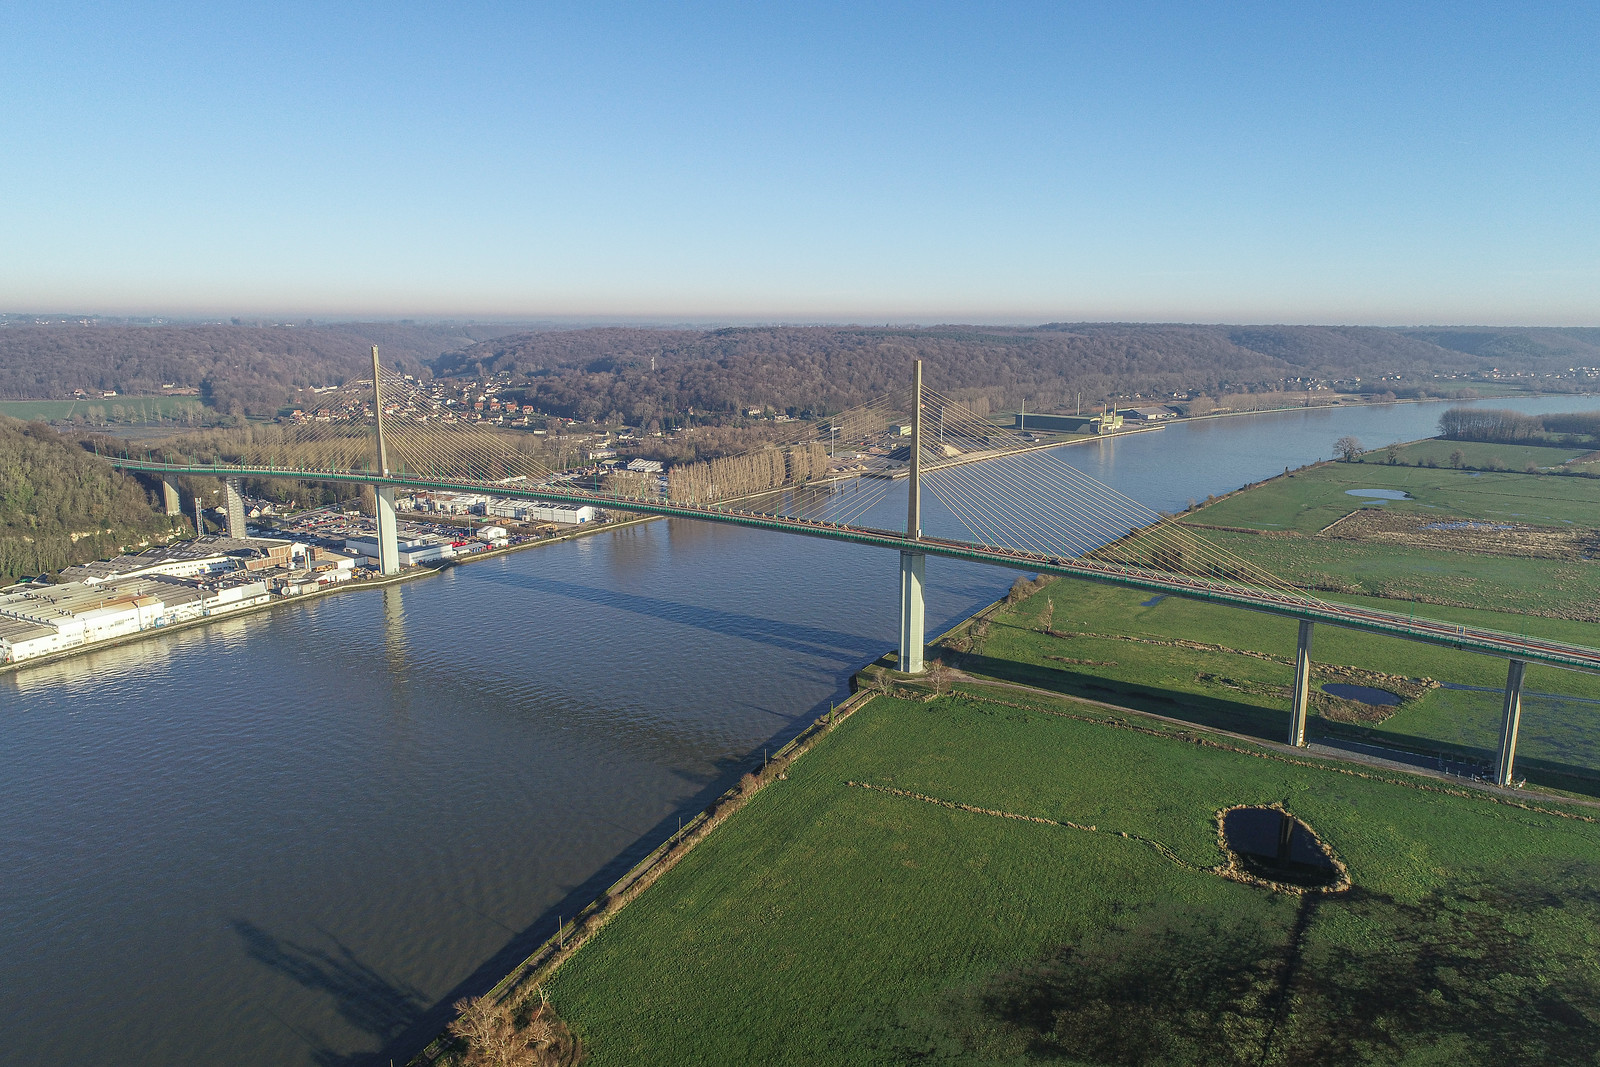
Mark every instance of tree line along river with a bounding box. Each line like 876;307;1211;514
3;394;1597;1067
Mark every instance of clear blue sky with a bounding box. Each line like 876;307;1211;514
3;2;1595;324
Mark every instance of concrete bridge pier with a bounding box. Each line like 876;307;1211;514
899;550;925;674
375;485;400;576
1495;658;1527;787
1288;620;1314;746
223;478;248;540
161;478;181;517
898;358;926;674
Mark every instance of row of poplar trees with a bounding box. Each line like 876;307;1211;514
666;442;831;503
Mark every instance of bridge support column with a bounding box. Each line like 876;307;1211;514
375;485;400;576
161;478;181;517
898;550;925;673
1288;620;1314;747
1495;659;1526;787
223;478;248;540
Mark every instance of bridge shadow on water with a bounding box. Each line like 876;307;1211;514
486;571;880;662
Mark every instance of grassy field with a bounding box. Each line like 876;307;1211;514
0;395;205;422
943;579;1600;791
1386;438;1593;470
1170;449;1600;621
1192;456;1600;533
548;691;1600;1065
1186;529;1600;619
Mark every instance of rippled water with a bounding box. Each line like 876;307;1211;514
3;393;1595;1066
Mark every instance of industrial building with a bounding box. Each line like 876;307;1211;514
1014;410;1125;434
407;491;491;515
59;536;300;585
1125;405;1179;421
0;573;271;664
343;534;458;567
484;501;599;524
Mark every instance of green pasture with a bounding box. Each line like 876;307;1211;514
1191;457;1600;532
1191;528;1600;620
947;580;1600;788
0;396;205;423
550;692;1600;1065
1388;438;1592;469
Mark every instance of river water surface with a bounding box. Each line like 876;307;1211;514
3;394;1595;1066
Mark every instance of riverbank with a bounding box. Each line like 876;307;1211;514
0;512;660;677
405;673;882;1066
1174;388;1597;426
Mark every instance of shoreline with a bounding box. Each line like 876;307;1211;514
0;512;660;679
1170;388;1599;425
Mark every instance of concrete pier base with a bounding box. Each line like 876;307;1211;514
375;485;400;576
161;478;181;517
1495;658;1527;787
223;479;247;540
898;550;925;674
1289;620;1314;747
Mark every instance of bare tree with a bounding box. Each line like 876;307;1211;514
449;995;534;1067
1333;435;1364;462
448;990;581;1067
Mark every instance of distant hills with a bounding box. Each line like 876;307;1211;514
434;323;1600;423
2;321;1597;423
0;321;528;415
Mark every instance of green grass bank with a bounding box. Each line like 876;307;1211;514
546;689;1600;1065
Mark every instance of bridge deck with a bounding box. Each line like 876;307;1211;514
113;460;1600;675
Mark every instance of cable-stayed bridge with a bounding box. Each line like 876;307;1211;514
103;352;1600;786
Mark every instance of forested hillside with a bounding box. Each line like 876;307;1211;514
435;323;1600;423
4;321;1597;429
0;418;182;585
0;321;527;415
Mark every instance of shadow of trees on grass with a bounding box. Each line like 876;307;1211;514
905;864;1600;1065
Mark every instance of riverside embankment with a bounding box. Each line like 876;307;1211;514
0;511;659;676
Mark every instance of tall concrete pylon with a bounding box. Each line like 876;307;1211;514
899;359;926;674
161;478;182;517
1288;620;1314;746
223;478;248;540
1495;658;1527;787
370;346;401;576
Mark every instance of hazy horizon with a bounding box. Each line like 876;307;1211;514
8;312;1600;332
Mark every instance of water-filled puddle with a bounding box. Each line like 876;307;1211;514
1321;682;1402;706
1421;520;1514;531
1221;807;1340;889
1345;488;1411;500
1140;595;1166;607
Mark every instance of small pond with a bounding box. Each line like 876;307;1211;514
1421;520;1514;531
1140;594;1167;607
1221;807;1339;888
1321;682;1403;706
1345;488;1411;500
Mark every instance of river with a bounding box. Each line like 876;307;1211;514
3;394;1595;1066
